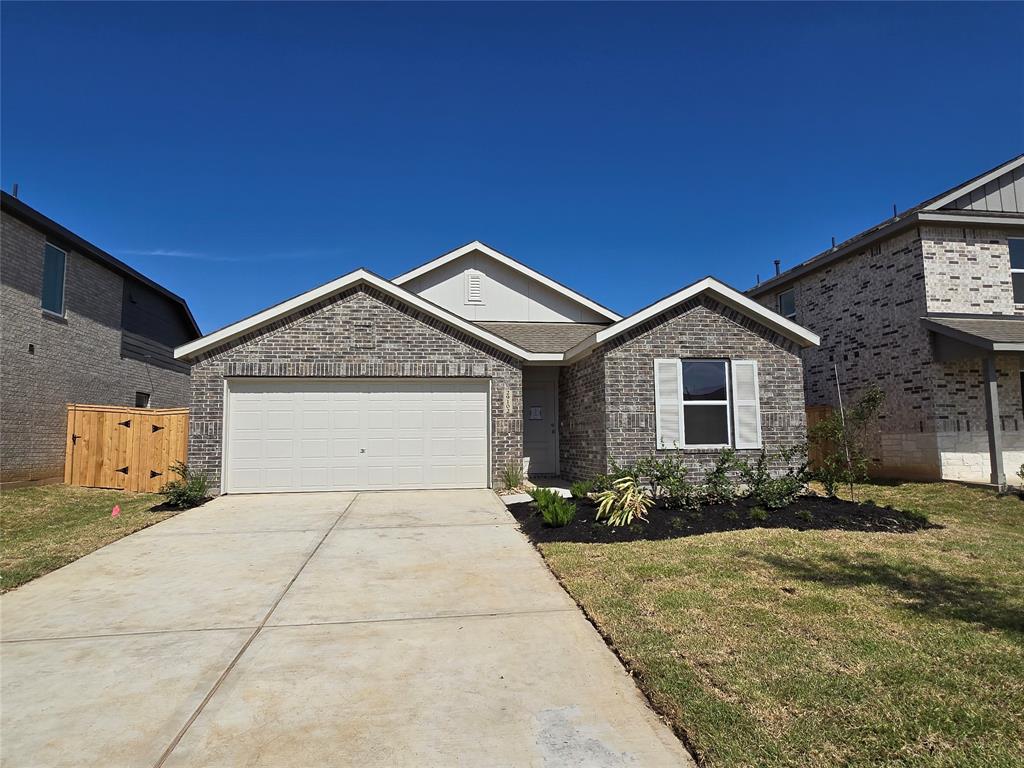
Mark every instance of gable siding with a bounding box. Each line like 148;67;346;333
943;166;1024;213
187;285;523;492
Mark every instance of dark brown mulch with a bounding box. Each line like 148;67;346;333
509;494;938;544
148;496;213;513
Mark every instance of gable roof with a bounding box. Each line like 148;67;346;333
1;191;201;338
922;314;1024;351
566;276;820;361
392;240;623;322
749;154;1024;298
174;268;561;362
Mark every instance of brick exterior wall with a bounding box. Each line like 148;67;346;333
754;223;1024;483
0;212;191;485
187;285;523;493
558;297;807;481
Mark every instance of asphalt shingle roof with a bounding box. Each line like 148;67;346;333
922;315;1024;347
474;322;608;353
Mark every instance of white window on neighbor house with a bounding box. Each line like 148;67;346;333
654;359;762;450
777;288;796;321
1010;239;1024;304
464;269;484;305
135;391;151;408
41;242;67;316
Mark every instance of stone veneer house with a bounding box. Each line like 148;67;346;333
1;192;201;486
749;154;1024;486
175;242;818;494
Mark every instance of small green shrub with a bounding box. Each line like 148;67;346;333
590;462;633;493
595;475;653;527
529;488;576;527
501;464;524;491
809;386;885;499
738;446;809;509
632;454;689;501
748;506;769;523
160;461;210;509
695;449;740;505
795;508;813;524
569;480;592;499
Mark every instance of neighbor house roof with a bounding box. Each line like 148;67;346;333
921;314;1024;352
392;240;623;322
748;154;1024;298
1;191;201;338
475;322;610;353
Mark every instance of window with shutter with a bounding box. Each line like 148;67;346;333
731;360;762;449
464;270;484;305
654;359;683;449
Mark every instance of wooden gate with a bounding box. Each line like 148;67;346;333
64;404;188;493
805;405;833;470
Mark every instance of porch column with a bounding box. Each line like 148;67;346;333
983;355;1006;488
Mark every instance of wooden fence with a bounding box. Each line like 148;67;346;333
64;404;188;493
805;404;833;470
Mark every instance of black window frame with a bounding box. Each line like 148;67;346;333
41;242;67;316
777;288;796;321
1010;239;1024;305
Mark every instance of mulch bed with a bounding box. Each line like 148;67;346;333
148;496;213;513
509;494;938;544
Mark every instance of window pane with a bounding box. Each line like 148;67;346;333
42;244;66;314
1013;272;1024;304
778;289;795;318
1010;239;1024;270
682;361;727;401
684;405;729;445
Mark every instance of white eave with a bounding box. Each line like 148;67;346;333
174;269;560;362
565;276;820;361
392;240;623;322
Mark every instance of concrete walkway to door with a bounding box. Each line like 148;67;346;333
1;490;693;768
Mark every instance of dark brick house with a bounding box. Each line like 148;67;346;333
748;154;1024;487
175;242;817;494
0;192;200;486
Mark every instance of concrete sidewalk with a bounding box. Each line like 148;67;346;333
1;490;693;767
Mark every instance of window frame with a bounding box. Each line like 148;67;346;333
135;391;152;409
777;288;796;321
41;242;68;317
680;358;733;449
1010;238;1024;305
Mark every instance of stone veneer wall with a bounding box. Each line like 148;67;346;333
756;223;1024;483
0;212;191;485
187;285;523;493
596;297;806;476
558;349;607;481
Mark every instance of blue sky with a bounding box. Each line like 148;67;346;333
3;2;1022;334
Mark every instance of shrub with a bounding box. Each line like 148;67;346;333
160;461;210;509
748;506;769;523
738;446;809;510
595;475;653;527
569;480;592;499
590;462;633;493
632;454;689;501
529;488;576;527
501;464;524;491
695;449;740;505
808;385;885;498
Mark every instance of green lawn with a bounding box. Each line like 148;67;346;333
539;483;1024;768
1;484;173;592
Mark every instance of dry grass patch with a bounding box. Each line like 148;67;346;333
539;482;1024;768
1;484;174;592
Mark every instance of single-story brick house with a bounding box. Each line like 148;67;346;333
174;242;818;494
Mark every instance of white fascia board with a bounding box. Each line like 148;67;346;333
918;211;1024;227
392;240;623;322
174;269;550;361
565;278;819;361
923;156;1024;211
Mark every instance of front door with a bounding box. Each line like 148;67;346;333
523;377;557;476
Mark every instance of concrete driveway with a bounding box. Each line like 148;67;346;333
1;490;692;767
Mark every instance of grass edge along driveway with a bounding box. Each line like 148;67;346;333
538;482;1024;768
1;484;172;592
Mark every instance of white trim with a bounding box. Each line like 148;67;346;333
777;287;796;322
1009;238;1024;305
42;241;67;317
680;359;732;449
923;156;1024;211
393;241;622;322
731;359;762;450
918;211;1024;226
175;269;562;362
566;277;820;362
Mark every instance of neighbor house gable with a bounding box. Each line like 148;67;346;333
393;241;622;323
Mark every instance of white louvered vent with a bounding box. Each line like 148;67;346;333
464;270;485;305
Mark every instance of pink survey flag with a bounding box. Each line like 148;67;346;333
111;504;121;518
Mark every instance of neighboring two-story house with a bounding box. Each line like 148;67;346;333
1;192;201;487
749;155;1024;486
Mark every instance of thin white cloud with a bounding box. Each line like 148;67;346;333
119;248;340;263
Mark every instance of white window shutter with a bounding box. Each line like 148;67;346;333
731;360;762;449
654;359;683;449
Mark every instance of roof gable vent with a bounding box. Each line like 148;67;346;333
464;269;485;305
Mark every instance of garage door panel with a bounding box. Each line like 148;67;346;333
226;379;488;493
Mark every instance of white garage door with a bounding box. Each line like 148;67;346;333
225;379;489;493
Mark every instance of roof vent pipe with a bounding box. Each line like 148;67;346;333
11;183;18;199
773;259;780;277
831;236;836;249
